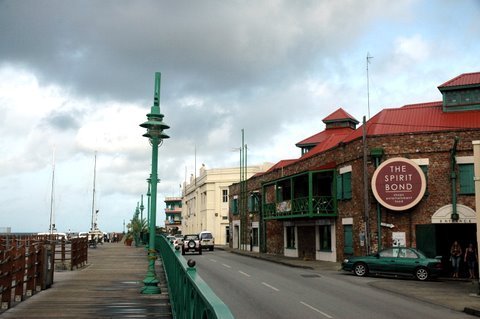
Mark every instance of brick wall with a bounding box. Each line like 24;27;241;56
230;129;479;259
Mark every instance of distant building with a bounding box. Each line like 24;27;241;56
182;163;273;245
0;227;11;234
164;197;182;234
229;72;480;268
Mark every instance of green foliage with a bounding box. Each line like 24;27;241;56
127;216;148;238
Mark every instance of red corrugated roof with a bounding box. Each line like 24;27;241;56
438;72;480;88
299;129;353;160
323;108;358;123
296;127;354;146
265;159;298;173
344;101;480;142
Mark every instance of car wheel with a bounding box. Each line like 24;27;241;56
199;249;202;255
182;249;185;255
210;247;214;251
415;267;429;281
353;262;368;277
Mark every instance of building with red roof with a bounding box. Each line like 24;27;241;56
229;72;480;269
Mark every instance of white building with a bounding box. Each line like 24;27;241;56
182;163;273;245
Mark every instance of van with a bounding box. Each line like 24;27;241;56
198;231;215;251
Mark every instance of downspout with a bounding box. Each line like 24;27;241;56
450;137;459;221
362;116;371;254
371;148;384;251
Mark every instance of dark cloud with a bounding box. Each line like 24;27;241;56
43;110;81;131
0;0;394;102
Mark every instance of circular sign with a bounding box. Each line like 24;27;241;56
371;157;426;211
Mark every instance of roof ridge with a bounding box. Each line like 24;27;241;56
438;71;480;88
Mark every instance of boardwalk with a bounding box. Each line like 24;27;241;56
1;243;172;318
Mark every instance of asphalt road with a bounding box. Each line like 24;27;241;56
189;250;472;319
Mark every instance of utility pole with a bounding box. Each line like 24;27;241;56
366;53;373;119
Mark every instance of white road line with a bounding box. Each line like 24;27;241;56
238;270;251;277
209;258;217;262
300;301;333;318
261;282;279;291
222;263;231;268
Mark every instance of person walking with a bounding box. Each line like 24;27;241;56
450;241;462;278
464;243;477;279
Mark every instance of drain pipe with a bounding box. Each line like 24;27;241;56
371;148;384;251
450;137;459;222
472;141;480;295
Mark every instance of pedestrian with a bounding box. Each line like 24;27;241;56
450;240;462;278
464;243;477;279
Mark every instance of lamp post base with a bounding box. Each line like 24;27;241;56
141;276;161;294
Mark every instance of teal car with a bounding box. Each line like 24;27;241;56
342;247;442;281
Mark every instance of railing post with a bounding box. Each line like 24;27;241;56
26;242;36;296
1;246;13;310
14;242;25;302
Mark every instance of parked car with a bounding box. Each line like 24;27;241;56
182;234;202;255
199;231;215;251
173;234;184;248
341;247;442;281
166;235;176;243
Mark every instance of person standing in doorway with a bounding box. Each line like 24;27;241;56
450;241;462;278
464;243;477;279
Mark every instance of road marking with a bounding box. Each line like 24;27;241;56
222;263;231;268
238;270;251;277
209;259;217;262
261;282;279;291
300;301;333;318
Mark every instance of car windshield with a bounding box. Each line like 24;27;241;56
184;235;199;240
201;233;213;239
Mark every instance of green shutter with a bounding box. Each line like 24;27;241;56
336;174;343;200
344;225;353;255
343;172;352;199
459;164;475;194
231;198;239;215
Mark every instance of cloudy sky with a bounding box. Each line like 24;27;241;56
1;0;479;233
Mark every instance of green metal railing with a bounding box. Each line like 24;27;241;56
155;235;234;319
263;195;336;220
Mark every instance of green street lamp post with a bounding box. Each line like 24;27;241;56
140;195;144;223
134;203;140;247
140;72;169;294
146;176;151;227
140;195;145;244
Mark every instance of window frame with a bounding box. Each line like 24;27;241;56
318;225;332;252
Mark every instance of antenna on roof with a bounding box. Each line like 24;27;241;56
366;52;373;119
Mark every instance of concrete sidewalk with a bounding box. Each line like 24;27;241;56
217;245;480;316
1;243;172;318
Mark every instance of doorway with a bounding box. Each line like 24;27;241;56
416;223;477;277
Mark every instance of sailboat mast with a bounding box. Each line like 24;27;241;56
49;147;56;234
91;151;97;231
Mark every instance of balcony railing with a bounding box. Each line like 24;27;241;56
263;196;336;220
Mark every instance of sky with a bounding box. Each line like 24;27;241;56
1;0;479;233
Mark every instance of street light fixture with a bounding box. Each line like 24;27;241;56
140;72;169;294
140;195;145;244
134;203;140;247
146;176;151;227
